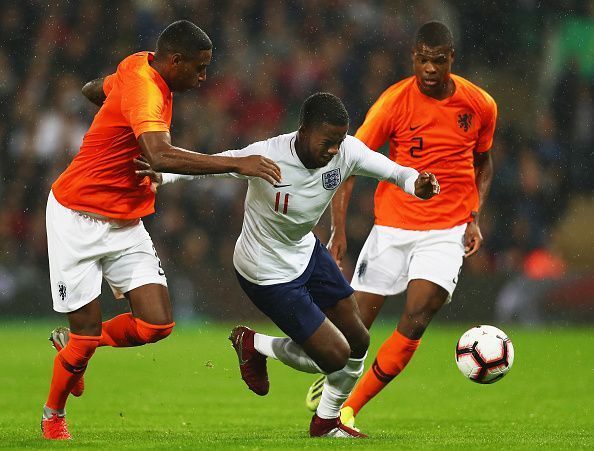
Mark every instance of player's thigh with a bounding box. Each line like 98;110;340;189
102;232;170;324
46;191;106;314
351;225;413;298
407;225;465;305
323;294;370;358
236;270;330;346
301;318;350;374
355;291;387;330
67;298;103;336
404;279;449;318
126;283;172;325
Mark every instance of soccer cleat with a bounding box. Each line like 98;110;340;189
309;413;367;438
228;325;269;396
49;327;84;397
305;374;326;411
340;406;356;428
41;413;71;440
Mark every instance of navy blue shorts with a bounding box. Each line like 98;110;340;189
235;238;354;344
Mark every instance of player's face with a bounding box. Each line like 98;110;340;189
301;122;348;168
412;44;454;97
170;49;212;92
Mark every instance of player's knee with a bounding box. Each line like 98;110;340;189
348;327;370;359
135;319;175;344
318;341;351;374
60;334;101;371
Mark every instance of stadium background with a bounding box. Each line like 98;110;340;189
0;0;593;326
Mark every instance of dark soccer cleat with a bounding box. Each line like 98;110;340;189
309;413;368;438
41;412;71;440
49;327;84;397
228;325;269;396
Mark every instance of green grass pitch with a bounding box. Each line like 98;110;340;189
0;321;592;449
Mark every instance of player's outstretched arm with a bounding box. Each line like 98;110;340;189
82;77;107;106
138;131;281;185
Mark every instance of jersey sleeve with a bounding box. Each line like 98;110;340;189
347;137;418;195
103;74;115;96
121;73;169;138
214;141;269;179
161;140;269;184
354;88;395;151
475;92;497;153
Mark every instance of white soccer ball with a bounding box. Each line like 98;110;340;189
455;325;514;384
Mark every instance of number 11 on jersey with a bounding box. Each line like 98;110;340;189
275;192;289;214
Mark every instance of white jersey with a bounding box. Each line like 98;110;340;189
162;132;418;285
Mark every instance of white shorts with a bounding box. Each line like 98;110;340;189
46;191;167;313
351;224;466;302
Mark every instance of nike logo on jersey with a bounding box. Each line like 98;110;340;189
409;124;421;130
273;184;292;188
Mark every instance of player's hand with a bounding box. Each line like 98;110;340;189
414;172;440;199
464;221;483;257
134;156;162;193
327;230;347;270
236;156;282;185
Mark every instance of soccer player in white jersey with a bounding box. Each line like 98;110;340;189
141;93;439;437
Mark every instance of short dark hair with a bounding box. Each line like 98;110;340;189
156;20;212;56
414;21;453;50
299;92;349;129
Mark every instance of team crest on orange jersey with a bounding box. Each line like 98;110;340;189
322;168;341;190
457;113;473;132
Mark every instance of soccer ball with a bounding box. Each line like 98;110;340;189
455;325;514;384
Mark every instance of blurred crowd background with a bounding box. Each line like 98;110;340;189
1;0;593;324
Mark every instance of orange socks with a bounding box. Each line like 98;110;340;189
99;313;174;347
344;329;420;415
46;333;100;410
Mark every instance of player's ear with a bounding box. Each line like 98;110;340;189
170;53;183;66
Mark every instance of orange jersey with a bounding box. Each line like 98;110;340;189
52;52;172;219
355;74;497;230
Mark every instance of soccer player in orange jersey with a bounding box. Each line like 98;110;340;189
305;21;497;427
41;20;281;440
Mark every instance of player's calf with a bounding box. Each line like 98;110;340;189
49;327;85;397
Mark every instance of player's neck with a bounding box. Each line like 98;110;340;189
294;133;315;169
424;77;455;101
149;56;172;90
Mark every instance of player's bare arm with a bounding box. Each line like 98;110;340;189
138;131;281;185
465;150;493;257
328;176;356;267
81;77;107;107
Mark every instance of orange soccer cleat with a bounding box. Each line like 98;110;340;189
49;327;85;397
229;325;269;396
41;412;71;440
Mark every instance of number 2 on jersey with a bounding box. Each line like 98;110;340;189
409;136;423;158
274;192;289;214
